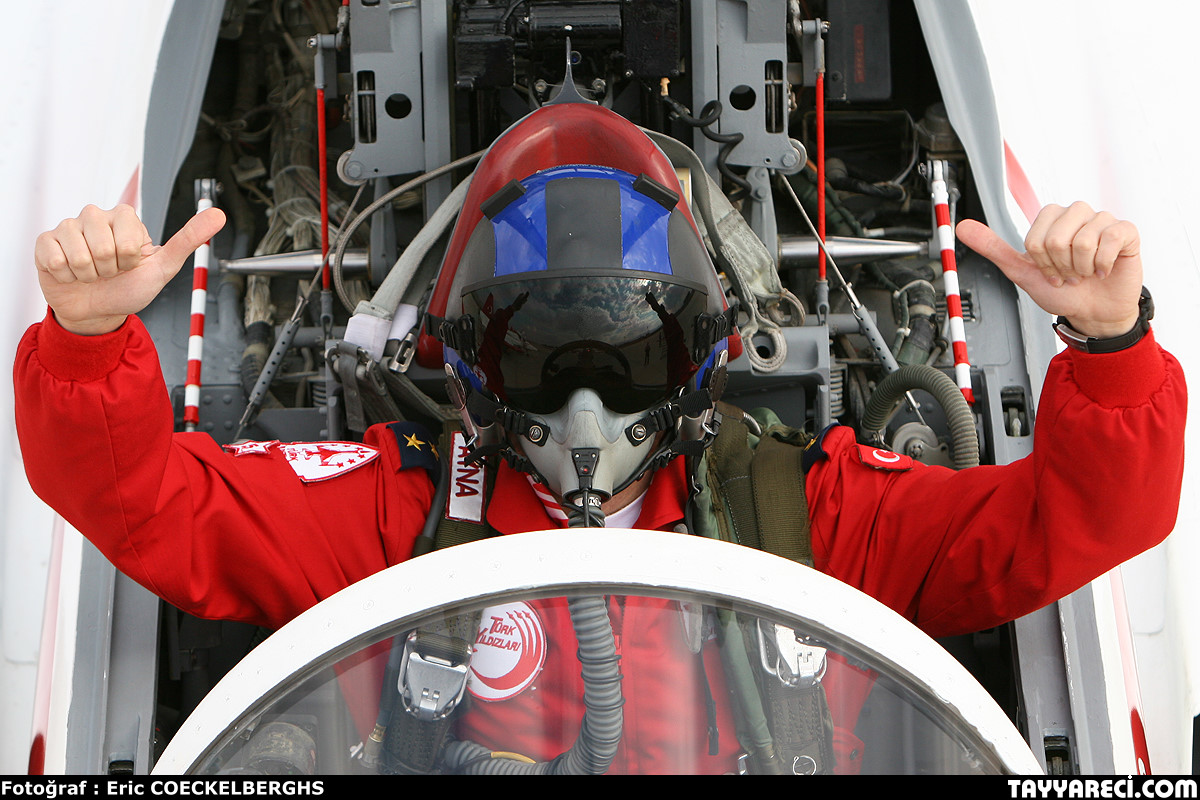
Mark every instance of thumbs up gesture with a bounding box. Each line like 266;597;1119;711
956;201;1143;338
34;203;227;335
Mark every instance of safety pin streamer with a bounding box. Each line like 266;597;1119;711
931;160;975;404
184;181;217;432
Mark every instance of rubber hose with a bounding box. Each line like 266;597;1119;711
438;595;624;774
860;364;979;469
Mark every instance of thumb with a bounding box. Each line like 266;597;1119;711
148;207;227;275
956;218;1039;285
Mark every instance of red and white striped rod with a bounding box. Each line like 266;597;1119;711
184;180;218;432
930;160;974;404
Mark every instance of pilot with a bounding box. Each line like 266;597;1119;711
14;103;1186;774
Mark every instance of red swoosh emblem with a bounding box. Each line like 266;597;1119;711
473;608;546;692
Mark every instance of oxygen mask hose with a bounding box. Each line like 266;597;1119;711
439;591;625;774
439;450;625;774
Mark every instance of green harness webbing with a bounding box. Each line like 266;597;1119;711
704;403;812;564
695;403;834;775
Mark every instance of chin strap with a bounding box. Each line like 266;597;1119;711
444;365;549;482
628;355;729;473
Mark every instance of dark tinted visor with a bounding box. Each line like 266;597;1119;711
462;272;709;414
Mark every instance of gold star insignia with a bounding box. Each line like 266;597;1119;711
404;433;426;450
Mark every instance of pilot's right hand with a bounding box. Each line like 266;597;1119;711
34;203;226;335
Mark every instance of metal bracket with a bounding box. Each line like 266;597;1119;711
397;632;472;722
757;620;827;687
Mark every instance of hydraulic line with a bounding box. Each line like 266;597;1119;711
860;364;979;470
659;94;750;196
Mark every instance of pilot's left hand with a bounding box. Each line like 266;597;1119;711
956;202;1143;338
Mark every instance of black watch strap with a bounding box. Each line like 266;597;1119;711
1053;286;1154;354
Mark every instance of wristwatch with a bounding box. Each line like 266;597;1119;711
1052;286;1154;354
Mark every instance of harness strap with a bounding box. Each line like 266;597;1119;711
380;612;482;774
759;673;835;774
750;431;812;566
706;403;761;550
378;427;497;773
715;607;785;774
698;404;832;773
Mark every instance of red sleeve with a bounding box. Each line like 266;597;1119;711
14;311;434;630
805;330;1187;639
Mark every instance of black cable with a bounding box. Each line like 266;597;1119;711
661;96;751;194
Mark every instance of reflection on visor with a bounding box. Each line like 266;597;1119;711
462;274;707;414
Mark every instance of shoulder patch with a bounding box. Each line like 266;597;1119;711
801;424;838;472
852;444;914;472
386;421;439;474
277;441;379;482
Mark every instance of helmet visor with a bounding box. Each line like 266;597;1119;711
461;271;710;415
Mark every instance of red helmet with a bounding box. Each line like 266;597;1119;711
428;103;738;515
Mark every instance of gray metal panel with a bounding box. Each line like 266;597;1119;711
64;546;170;775
419;0;454;215
688;1;795;257
103;575;161;774
1059;586;1118;774
140;2;226;243
956;252;1035;466
713;0;792;169
689;0;795;173
64;543;116;773
342;2;452;191
343;1;429;181
1014;605;1079;774
723;324;830;430
689;0;720;178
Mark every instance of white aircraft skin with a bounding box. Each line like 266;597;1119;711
0;0;1196;775
970;0;1200;774
0;1;174;775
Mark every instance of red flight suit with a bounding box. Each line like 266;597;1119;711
13;311;1187;773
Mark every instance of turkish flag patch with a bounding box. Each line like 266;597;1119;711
276;441;380;482
852;445;914;471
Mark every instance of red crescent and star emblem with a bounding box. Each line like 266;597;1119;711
853;444;914;471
